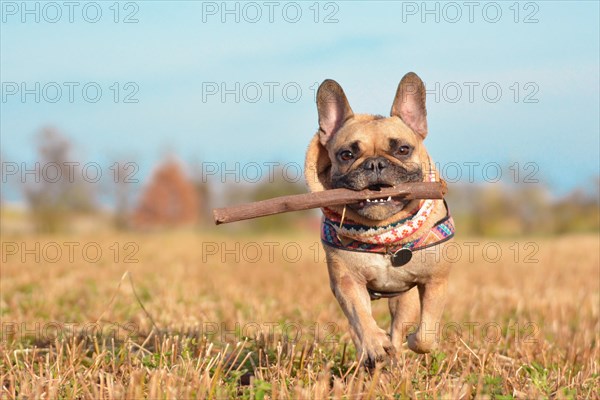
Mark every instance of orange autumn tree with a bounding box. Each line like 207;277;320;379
132;159;200;229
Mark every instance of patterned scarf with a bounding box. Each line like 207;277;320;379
321;207;455;254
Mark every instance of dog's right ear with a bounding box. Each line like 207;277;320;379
317;79;354;146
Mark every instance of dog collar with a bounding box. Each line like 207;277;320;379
321;200;455;267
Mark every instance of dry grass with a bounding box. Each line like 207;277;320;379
1;229;598;399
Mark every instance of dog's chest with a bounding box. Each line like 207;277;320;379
329;247;438;292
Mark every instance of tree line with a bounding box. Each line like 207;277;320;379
2;128;598;236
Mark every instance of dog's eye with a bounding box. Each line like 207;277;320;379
397;146;411;156
339;150;354;161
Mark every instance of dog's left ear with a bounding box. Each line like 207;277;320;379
391;72;428;139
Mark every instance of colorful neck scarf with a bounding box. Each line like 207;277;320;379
321;206;455;255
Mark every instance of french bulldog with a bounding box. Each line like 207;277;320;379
304;72;455;369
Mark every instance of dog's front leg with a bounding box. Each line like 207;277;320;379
407;280;448;353
389;287;421;350
326;256;395;368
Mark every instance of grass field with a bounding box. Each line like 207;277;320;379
1;230;598;399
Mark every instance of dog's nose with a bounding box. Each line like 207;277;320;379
363;157;389;173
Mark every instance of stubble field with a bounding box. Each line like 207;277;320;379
1;230;598;399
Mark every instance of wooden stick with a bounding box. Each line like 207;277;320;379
213;181;447;225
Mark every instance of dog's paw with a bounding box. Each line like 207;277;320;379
360;329;396;370
407;332;436;354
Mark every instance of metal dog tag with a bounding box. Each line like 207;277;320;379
391;248;412;267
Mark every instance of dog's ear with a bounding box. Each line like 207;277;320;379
391;72;428;139
317;79;354;146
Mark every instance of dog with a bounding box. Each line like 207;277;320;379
304;72;455;369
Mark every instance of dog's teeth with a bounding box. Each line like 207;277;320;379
367;197;393;204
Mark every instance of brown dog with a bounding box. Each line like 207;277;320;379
304;72;455;368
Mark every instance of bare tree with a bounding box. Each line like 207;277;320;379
24;127;95;233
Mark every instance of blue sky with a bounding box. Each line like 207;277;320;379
1;1;599;199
